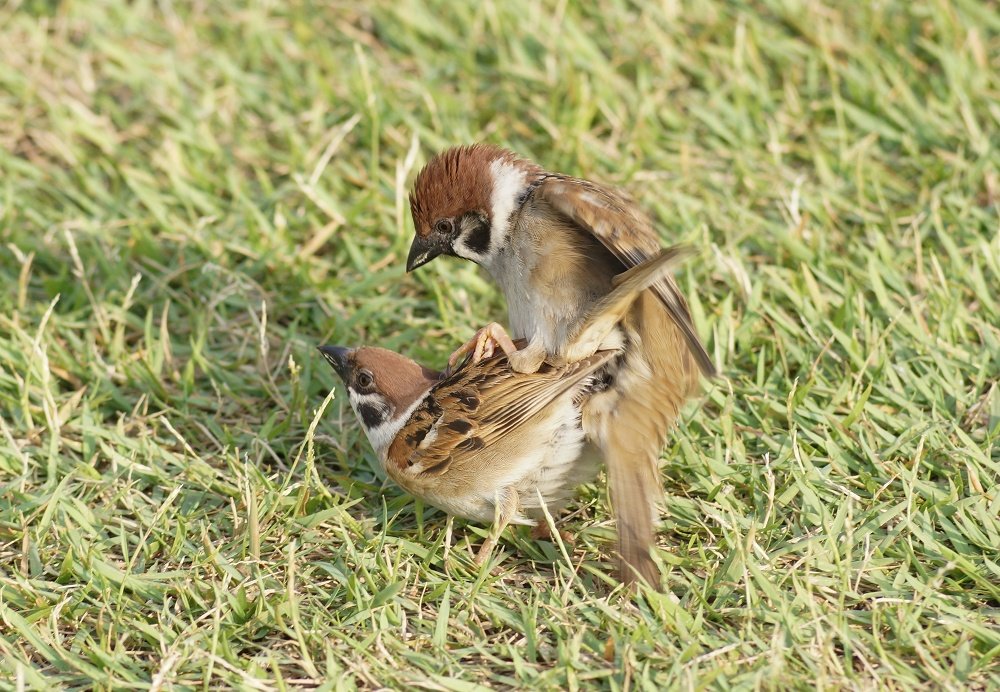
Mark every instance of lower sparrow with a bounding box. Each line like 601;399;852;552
321;247;692;571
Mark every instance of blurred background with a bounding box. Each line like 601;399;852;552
1;0;997;688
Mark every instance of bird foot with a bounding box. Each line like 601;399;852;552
446;322;519;375
507;343;546;374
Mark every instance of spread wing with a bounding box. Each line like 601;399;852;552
388;351;614;478
535;175;716;377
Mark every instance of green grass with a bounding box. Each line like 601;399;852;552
1;0;998;688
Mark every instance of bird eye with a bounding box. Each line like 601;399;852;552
356;370;374;389
434;218;453;235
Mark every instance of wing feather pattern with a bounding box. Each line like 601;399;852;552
388;351;614;477
535;176;716;377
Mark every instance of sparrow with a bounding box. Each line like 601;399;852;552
406;144;715;585
320;247;691;568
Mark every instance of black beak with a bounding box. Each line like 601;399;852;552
317;345;352;381
406;234;445;272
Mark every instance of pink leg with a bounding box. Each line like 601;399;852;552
447;322;519;374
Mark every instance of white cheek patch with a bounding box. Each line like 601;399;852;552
348;389;432;469
349;391;390;420
487;158;528;259
451;221;488;264
349;391;384;406
348;391;394;453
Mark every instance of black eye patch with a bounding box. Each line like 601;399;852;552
357;402;387;428
460;212;491;256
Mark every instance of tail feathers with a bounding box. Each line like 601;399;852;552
572;245;698;587
597;349;688;588
564;245;694;363
605;437;661;587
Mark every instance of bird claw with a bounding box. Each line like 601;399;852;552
507;344;546;374
446;322;519;376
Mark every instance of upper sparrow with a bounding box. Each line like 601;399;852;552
406;144;714;584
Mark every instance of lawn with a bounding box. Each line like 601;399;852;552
1;0;998;688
